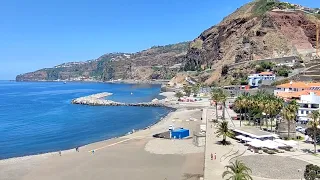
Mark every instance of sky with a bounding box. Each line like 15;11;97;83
0;0;318;80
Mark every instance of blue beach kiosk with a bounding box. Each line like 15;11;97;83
170;128;190;139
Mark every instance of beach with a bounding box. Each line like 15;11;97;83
0;92;207;180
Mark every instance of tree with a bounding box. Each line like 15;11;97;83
216;121;233;145
222;160;253;180
211;88;222;120
234;96;244;127
216;88;228;120
308;111;320;153
192;84;201;97
304;164;320;180
175;91;184;99
183;85;192;97
282;101;298;139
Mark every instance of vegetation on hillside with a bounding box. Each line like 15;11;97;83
252;0;295;16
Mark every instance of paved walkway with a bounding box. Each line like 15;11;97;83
203;108;240;180
203;108;224;180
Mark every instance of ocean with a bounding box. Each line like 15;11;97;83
0;81;171;159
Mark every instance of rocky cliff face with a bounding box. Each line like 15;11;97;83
183;0;320;85
16;42;189;81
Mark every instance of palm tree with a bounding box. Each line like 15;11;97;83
264;99;272;130
222;160;253;180
271;97;284;132
287;100;299;139
211;88;221;120
241;93;250;123
216;121;233;145
219;89;227;120
281;101;298;139
183;85;192;97
234;96;243;126
234;94;248;127
192;84;200;97
308;111;320;153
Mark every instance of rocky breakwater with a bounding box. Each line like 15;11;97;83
71;92;167;107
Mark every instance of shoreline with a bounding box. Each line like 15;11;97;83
0;92;177;162
0;108;177;162
14;79;169;85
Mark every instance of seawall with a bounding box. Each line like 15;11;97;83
71;92;167;107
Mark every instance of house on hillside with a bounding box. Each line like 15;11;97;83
248;72;276;87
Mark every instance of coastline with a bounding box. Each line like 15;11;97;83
0;92;177;162
14;79;169;85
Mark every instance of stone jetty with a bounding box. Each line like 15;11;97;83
71;92;167;107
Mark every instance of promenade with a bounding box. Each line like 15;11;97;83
203;106;241;180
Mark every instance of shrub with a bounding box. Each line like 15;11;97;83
240;79;248;85
255;66;264;73
222;65;229;76
304;164;320;180
276;68;289;77
175;91;184;99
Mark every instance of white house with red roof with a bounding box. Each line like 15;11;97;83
248;71;276;87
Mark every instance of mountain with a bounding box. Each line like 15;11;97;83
182;0;320;85
17;0;320;84
16;42;189;81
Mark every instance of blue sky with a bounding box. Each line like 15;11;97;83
0;0;318;80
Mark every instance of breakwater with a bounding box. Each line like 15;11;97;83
71;92;167;107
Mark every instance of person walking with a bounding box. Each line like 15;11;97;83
59;151;61;156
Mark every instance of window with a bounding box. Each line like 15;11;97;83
301;110;304;114
306;111;309;114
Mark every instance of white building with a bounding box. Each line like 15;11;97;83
297;92;320;122
248;72;276;87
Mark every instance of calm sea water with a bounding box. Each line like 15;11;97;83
0;81;170;159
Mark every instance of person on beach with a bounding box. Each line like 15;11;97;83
59;151;61;156
91;150;95;154
75;147;79;152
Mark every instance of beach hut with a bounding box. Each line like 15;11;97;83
171;128;190;139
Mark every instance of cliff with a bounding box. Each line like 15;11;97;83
182;0;320;85
16;42;189;81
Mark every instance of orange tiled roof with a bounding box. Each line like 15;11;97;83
259;72;274;75
276;90;320;99
276;81;320;89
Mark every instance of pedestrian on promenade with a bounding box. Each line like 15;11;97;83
214;153;217;160
211;153;213;160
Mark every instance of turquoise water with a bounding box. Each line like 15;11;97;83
0;81;171;159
